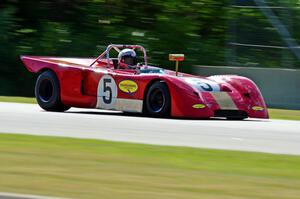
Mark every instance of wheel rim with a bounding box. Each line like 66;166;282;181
39;78;53;102
149;88;165;113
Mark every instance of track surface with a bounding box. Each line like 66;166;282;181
1;102;300;155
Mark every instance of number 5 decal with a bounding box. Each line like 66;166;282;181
96;75;117;109
200;83;213;92
103;78;112;104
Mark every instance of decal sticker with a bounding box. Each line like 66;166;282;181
192;104;206;109
183;77;220;92
96;74;117;110
96;75;143;112
119;80;138;94
252;106;264;111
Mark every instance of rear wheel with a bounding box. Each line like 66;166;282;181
35;70;70;112
144;81;170;117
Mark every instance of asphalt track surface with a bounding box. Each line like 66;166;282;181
1;102;300;155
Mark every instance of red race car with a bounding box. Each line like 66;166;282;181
21;44;268;119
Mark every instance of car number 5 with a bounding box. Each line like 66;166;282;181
97;75;117;109
103;78;112;104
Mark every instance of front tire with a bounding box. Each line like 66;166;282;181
35;70;70;112
144;81;170;117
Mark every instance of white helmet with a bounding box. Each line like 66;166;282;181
118;48;137;69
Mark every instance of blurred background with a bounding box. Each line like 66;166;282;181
0;0;299;107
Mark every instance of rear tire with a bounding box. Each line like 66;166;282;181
35;70;70;112
144;81;170;117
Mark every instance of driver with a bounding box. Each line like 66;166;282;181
118;48;138;69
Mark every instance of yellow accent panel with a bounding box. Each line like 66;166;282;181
192;104;206;109
252;106;264;111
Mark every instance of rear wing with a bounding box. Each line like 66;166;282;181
21;56;94;73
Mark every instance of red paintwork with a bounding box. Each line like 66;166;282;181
21;50;269;119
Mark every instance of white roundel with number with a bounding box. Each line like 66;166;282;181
96;74;118;110
183;77;220;92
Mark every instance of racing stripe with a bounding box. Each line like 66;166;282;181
115;99;143;113
210;92;238;110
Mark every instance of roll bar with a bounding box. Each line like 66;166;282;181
90;44;148;67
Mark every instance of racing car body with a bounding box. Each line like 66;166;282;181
21;44;269;119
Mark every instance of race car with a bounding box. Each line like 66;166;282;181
21;44;269;119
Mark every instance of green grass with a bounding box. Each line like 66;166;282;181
0;133;300;199
268;108;300;121
1;96;300;121
0;96;36;104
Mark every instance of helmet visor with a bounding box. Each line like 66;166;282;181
123;55;137;66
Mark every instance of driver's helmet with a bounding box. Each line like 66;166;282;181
118;48;137;69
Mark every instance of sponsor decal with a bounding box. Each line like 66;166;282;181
96;75;143;112
192;104;206;109
119;80;138;94
252;106;264;111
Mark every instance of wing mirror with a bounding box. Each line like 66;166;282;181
169;54;184;76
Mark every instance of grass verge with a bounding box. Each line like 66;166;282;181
0;133;300;199
268;108;300;121
0;96;36;104
0;96;300;121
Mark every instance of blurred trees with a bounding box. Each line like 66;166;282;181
0;0;227;96
0;0;299;96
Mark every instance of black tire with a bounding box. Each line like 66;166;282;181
35;70;70;112
144;81;170;117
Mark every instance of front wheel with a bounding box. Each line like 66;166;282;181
35;70;70;112
144;81;170;117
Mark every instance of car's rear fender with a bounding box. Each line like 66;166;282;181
21;56;96;108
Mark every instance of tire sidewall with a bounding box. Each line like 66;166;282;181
35;70;62;111
145;81;170;117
